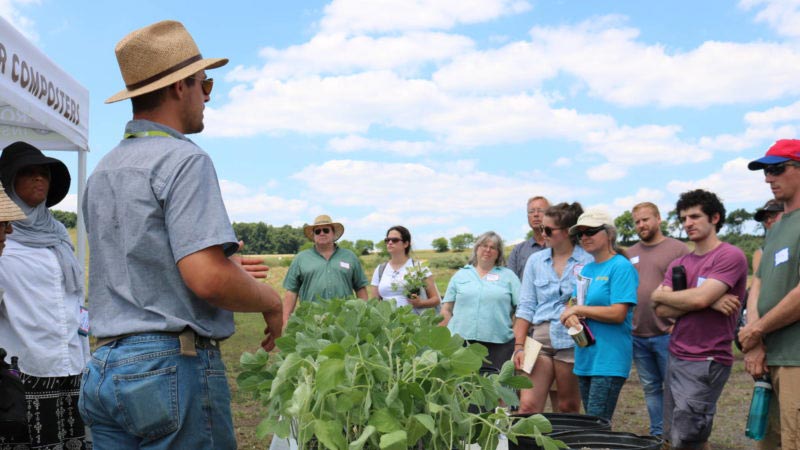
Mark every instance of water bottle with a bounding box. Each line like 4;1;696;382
672;265;687;291
745;375;772;441
9;356;21;378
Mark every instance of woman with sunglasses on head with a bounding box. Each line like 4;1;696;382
441;231;521;372
513;202;592;414
370;225;440;313
559;207;638;422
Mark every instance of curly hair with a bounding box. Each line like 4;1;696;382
675;189;726;233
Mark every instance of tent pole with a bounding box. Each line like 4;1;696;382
77;148;88;291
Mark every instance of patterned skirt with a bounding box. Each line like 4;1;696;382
0;373;91;450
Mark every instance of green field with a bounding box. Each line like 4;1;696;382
225;249;753;450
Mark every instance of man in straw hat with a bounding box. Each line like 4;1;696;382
79;20;282;449
282;214;369;325
0;186;25;257
740;139;800;449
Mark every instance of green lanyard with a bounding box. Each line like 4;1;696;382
123;130;174;139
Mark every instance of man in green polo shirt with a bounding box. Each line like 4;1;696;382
282;214;368;326
741;139;800;449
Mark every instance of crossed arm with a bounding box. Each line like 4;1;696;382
651;278;740;319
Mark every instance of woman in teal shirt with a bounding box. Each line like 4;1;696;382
441;231;521;371
560;208;638;421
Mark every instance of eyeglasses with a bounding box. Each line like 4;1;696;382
527;208;546;215
189;76;214;95
574;225;606;239
542;226;563;237
763;161;800;177
478;244;498;252
384;237;403;244
314;227;331;235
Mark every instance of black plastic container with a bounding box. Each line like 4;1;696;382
556;430;663;449
507;413;611;450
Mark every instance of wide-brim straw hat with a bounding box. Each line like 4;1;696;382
0;141;71;207
303;215;345;241
0;186;26;222
105;20;228;103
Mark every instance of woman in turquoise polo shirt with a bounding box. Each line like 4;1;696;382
441;231;521;372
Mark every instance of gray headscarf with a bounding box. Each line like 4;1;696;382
8;190;83;295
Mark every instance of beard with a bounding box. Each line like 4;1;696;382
637;227;656;243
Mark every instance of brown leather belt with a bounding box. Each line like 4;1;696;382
95;327;219;356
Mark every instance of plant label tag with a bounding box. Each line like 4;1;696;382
485;273;500;281
630;256;640;265
339;261;350;269
775;247;789;266
522;337;542;374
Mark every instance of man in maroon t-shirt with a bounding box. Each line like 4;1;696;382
627;202;689;439
651;189;748;450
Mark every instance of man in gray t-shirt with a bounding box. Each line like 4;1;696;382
80;21;282;449
507;195;549;281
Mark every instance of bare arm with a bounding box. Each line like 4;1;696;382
512;317;531;370
356;287;368;300
560;303;629;326
651;278;732;311
409;276;441;308
369;285;380;300
740;281;800;351
177;245;282;350
439;302;454;326
283;290;298;327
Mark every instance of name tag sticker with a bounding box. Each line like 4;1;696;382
486;273;500;282
573;264;584;277
339;261;351;269
630;256;640;265
775;247;789;267
78;306;90;336
697;277;706;287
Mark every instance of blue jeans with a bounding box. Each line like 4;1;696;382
78;334;236;450
633;334;670;436
578;376;626;421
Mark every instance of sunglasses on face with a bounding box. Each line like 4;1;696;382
188;76;214;95
541;226;563;237
314;227;331;235
763;161;799;177
384;237;403;244
574;225;606;239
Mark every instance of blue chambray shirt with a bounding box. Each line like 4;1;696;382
516;246;594;349
443;265;520;343
83;120;238;339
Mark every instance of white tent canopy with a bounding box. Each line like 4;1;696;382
0;16;89;266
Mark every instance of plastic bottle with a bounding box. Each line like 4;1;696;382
745;375;772;441
672;265;687;291
9;355;21;378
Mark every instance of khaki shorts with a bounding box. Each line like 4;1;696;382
531;321;575;364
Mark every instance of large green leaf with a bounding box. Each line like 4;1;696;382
368;408;403;433
348;425;376;450
320;343;346;359
449;347;483;375
412;414;435;434
317;359;346;394
255;417;290;439
314;419;347;450
379;430;407;450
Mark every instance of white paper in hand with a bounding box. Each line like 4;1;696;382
522;336;542;374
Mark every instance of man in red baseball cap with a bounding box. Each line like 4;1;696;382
740;139;800;449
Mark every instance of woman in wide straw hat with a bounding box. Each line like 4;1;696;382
0;141;90;449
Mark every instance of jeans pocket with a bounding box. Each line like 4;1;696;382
77;367;94;427
113;366;179;439
674;397;715;443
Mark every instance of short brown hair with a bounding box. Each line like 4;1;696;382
632;202;660;218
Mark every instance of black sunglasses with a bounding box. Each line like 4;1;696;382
314;227;331;235
384;237;403;244
763;161;799;177
542;226;563;237
574;225;606;239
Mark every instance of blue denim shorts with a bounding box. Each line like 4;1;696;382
78;333;236;450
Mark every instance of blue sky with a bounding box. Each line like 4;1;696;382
2;0;797;248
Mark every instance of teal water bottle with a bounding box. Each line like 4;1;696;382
745;375;772;441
